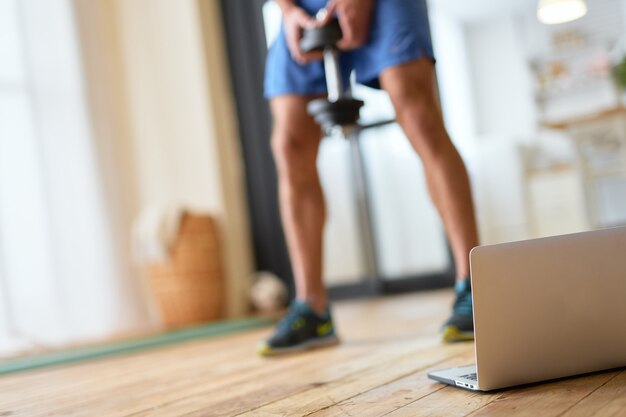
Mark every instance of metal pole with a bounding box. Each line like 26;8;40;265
348;128;381;283
323;48;343;102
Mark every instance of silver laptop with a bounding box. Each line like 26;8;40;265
428;226;626;391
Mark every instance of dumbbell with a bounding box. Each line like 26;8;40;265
300;16;364;137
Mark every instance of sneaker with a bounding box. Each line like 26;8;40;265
256;300;339;356
441;279;474;342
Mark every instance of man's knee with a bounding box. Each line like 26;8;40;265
269;96;322;187
271;128;320;187
382;61;451;160
395;91;450;160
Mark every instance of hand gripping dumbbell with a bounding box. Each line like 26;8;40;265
300;16;364;137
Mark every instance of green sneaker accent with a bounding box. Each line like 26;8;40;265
256;341;273;356
442;325;475;343
316;321;333;337
257;301;339;356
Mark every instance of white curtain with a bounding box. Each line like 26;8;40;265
0;0;148;355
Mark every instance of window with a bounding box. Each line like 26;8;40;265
0;0;142;356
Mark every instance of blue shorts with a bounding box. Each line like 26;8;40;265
264;0;435;98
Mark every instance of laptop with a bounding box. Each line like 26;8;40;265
428;226;626;391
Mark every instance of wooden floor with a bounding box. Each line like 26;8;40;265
1;289;625;417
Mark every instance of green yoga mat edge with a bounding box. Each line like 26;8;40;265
0;317;272;376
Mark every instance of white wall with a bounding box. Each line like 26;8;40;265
429;6;477;156
114;1;220;212
466;16;536;139
471;139;531;244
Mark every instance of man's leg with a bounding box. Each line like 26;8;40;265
270;95;327;312
257;95;338;356
380;58;478;341
380;58;478;280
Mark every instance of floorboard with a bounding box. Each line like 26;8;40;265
0;289;622;417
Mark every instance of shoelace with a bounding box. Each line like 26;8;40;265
276;304;304;332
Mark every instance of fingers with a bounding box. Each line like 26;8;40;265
315;2;337;26
335;6;369;50
337;37;364;50
284;7;324;64
285;23;304;64
287;29;324;64
301;51;325;63
285;8;326;64
336;16;361;50
336;12;354;49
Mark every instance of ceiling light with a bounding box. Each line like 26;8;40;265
537;0;587;24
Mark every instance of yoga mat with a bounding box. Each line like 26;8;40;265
0;317;272;375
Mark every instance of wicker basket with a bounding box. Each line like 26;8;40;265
147;213;224;328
